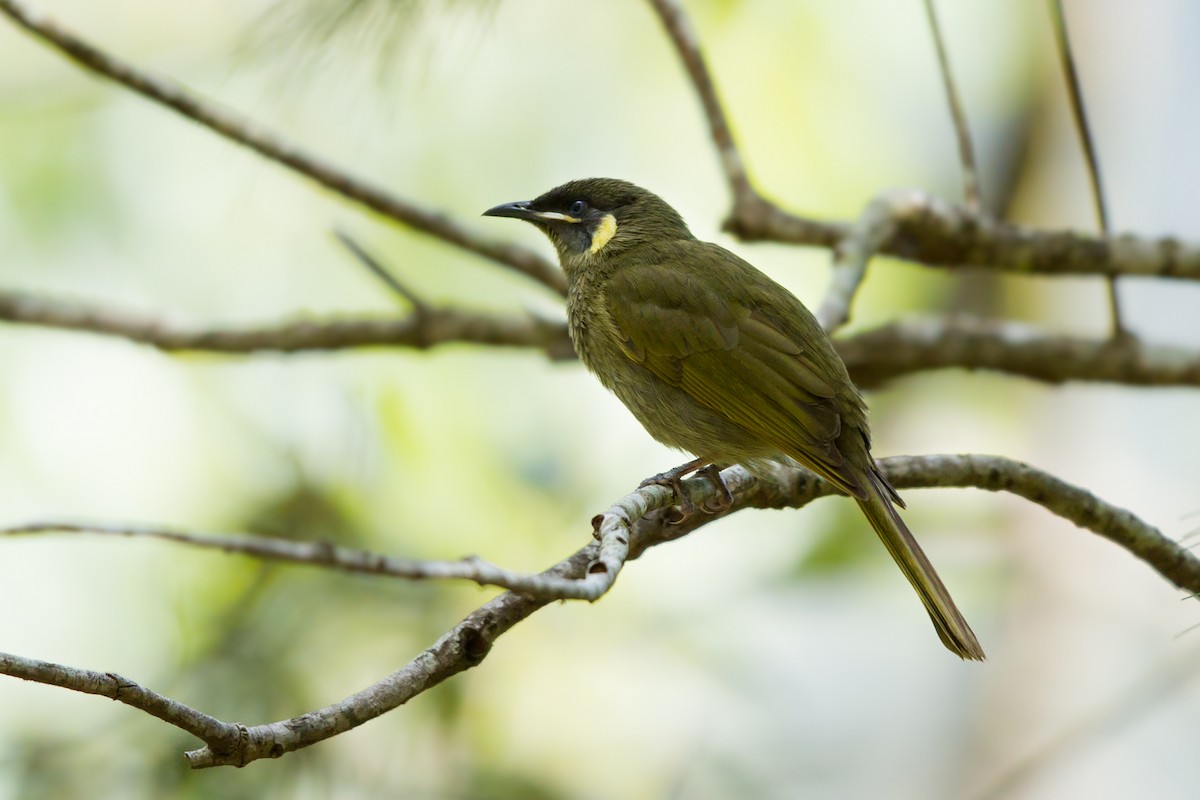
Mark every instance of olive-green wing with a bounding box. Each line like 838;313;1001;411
604;247;866;499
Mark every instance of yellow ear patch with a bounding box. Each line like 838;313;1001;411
589;213;618;254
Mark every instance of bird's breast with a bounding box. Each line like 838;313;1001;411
565;279;613;376
565;278;780;466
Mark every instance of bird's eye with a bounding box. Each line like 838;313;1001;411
569;200;587;216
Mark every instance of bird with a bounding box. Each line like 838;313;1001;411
484;178;984;660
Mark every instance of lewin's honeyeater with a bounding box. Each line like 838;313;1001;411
484;178;983;660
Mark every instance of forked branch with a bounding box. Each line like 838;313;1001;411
2;454;1194;767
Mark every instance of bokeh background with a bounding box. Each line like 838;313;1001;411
3;1;1200;798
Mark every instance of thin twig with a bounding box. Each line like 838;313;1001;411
334;230;429;314
0;523;581;596
923;0;982;212
641;0;844;245
1048;0;1125;337
0;540;607;767
644;0;751;199
0;492;638;600
0;0;566;296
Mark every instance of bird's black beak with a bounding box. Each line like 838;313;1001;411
483;201;581;224
482;200;538;221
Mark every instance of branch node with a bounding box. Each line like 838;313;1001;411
818;190;929;332
459;625;491;665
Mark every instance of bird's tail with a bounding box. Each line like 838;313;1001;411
855;471;985;661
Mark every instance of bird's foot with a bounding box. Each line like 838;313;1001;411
640;470;696;522
696;464;733;514
639;458;729;523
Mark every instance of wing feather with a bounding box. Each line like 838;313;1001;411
605;245;865;498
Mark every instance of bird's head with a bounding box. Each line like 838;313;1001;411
483;178;692;270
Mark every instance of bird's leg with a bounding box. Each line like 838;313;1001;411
639;456;710;521
696;464;733;513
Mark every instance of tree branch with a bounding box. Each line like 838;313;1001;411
923;0;983;212
880;455;1200;593
0;545;597;768
183;546;597;768
0;0;566;296
334;230;431;317
3;454;1194;767
727;187;1200;280
643;0;752;202
0;289;575;358
837;316;1200;389
817;191;921;332
0;651;244;757
0;500;637;601
627;455;1200;596
7;289;1197;390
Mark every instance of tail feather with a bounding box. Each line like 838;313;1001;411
856;473;985;661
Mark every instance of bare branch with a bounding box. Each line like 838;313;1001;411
1048;0;1125;337
334;230;429;316
817;191;921;332
0;493;639;601
644;0;752;201
0;651;243;755
2;454;1193;766
632;455;1200;597
0;290;575;359
0;0;566;296
184;547;597;767
836;316;1200;389
5;290;1199;390
728;188;1200;281
923;0;982;212
879;455;1200;594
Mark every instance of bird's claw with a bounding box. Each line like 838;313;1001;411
640;471;696;522
639;461;732;524
696;465;733;514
